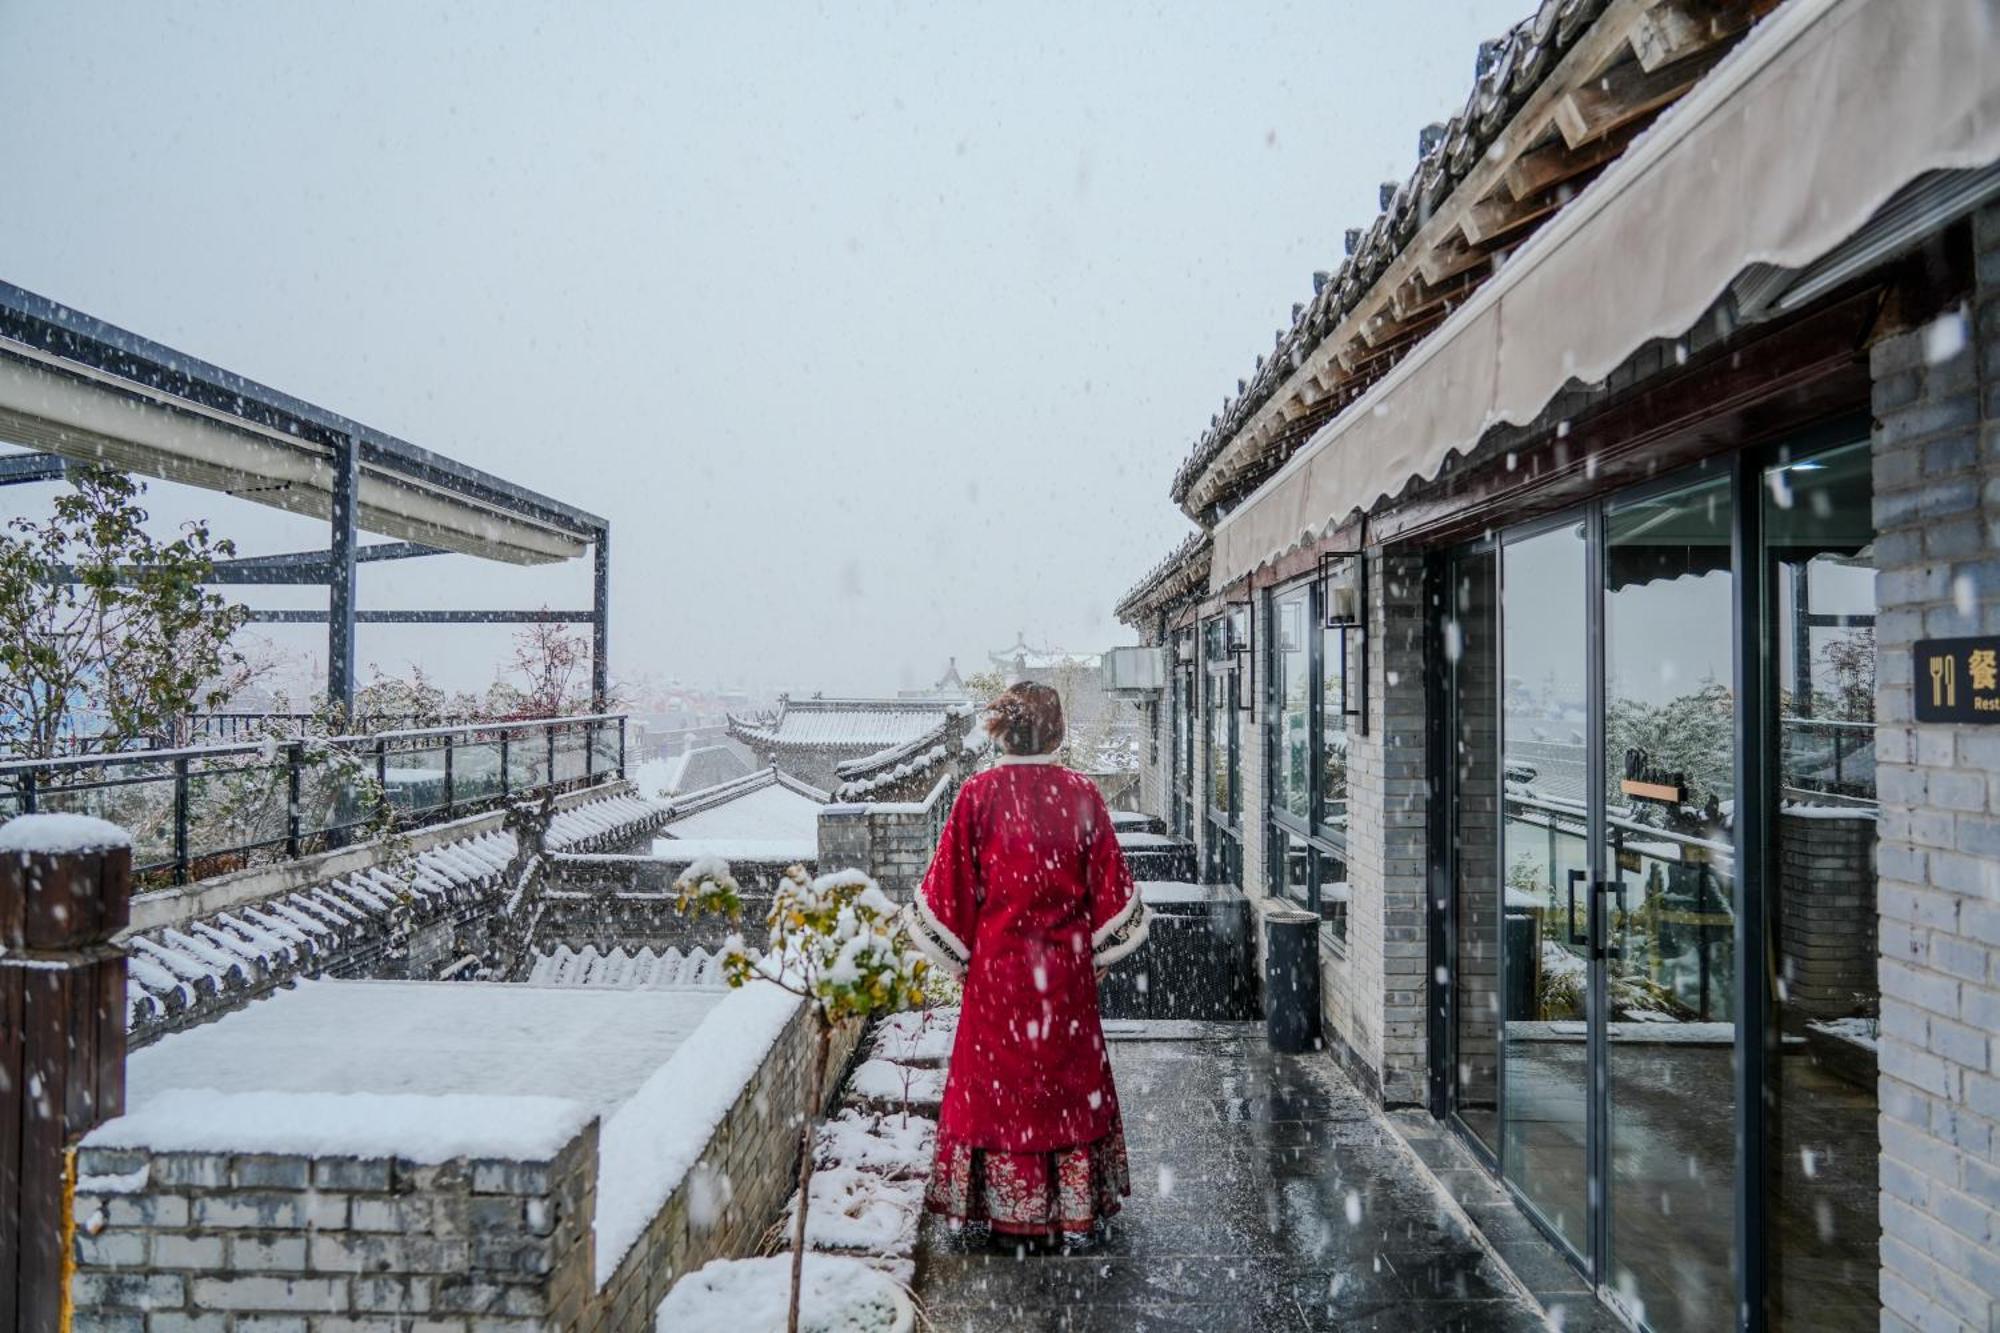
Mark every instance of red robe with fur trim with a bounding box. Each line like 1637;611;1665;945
912;758;1148;1156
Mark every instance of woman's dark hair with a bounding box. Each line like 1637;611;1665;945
984;681;1064;756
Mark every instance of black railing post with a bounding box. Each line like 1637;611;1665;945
20;768;36;814
584;720;595;785
546;723;557;791
444;733;455;815
285;742;302;858
172;755;190;885
376;738;389;819
500;733;511;799
618;717;627;779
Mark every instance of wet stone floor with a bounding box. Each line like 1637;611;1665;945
913;1024;1559;1332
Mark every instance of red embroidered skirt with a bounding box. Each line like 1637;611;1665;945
924;1116;1131;1237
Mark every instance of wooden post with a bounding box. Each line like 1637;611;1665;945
0;826;132;1333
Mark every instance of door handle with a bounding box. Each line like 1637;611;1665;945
1593;878;1625;962
1565;869;1589;947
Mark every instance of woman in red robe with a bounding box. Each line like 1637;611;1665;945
911;681;1150;1249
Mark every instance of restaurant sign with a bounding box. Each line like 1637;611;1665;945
1916;637;2000;723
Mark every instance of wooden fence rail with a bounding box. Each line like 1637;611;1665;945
0;826;131;1333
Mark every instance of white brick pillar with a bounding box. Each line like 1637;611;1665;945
1869;201;2000;1333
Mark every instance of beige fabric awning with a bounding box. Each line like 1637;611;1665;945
1212;0;2000;592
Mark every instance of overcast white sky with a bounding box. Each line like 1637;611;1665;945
0;0;1526;697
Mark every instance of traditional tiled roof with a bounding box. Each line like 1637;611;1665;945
988;632;1099;672
526;944;731;988
657;742;758;796
728;697;963;752
660;767;827;843
1114;530;1213;626
1165;0;1761;519
120;788;667;1038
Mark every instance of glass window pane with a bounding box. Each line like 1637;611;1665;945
1603;470;1737;1333
1275;827;1310;910
1274;588;1311;820
1315;844;1348;942
1320;624;1350;834
1765;439;1879;1332
1500;519;1593;1258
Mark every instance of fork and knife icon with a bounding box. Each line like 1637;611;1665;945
1930;652;1956;708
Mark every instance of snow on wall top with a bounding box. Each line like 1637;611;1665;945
594;981;802;1287
85;1087;593;1164
0;813;134;854
116;978;724;1117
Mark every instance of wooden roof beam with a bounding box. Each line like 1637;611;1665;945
1552;43;1730;150
1503;122;1643;200
1632;0;1755;72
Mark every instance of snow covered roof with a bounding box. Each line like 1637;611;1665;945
118;788;666;1038
649;767;828;864
1115;529;1212;625
0;280;602;564
728;697;960;752
630;741;757;800
989;632;1100;672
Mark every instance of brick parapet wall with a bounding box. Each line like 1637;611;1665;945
1869;201;2000;1333
72;1125;597;1333
816;782;954;903
584;1005;862;1333
71;1003;864;1333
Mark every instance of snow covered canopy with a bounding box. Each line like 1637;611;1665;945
1206;0;2000;589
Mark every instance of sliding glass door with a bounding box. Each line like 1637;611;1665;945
1498;518;1594;1257
1440;433;1878;1332
1600;473;1738;1332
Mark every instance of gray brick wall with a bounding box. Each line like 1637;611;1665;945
73;1126;597;1333
71;1006;861;1333
1315;550;1430;1106
1869;201;2000;1333
814;782;955;903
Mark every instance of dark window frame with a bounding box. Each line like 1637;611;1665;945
1264;576;1351;941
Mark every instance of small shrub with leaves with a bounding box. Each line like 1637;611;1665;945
671;859;929;1333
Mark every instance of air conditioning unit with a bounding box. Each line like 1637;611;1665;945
1101;646;1167;698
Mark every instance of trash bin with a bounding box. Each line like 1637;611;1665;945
1263;904;1322;1053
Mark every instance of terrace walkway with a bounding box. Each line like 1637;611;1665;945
913;1024;1567;1332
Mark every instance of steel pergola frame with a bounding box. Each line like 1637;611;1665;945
0;281;611;712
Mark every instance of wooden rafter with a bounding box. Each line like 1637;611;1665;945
1502;121;1643;201
1631;0;1755;72
1551;43;1730;149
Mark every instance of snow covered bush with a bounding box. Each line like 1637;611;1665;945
671;859;931;1333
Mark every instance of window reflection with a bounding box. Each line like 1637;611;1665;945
1765;440;1879;1332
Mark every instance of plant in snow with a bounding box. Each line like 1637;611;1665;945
672;859;930;1333
0;465;250;761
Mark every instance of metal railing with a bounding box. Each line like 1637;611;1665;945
1778;715;1875;801
0;714;627;885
